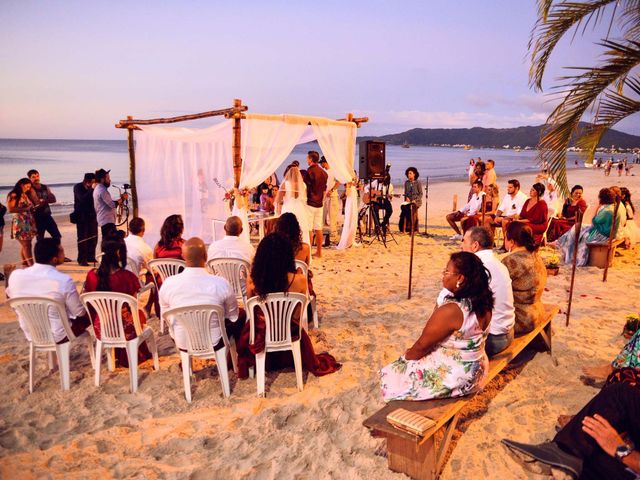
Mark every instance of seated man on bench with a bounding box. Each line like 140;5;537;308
445;180;484;241
484;179;527;251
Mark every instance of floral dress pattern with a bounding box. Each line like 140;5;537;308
11;195;36;241
380;298;489;401
612;328;640;370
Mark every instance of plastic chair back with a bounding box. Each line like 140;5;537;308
8;297;75;346
294;260;310;295
163;304;225;355
80;292;142;343
206;258;250;304
246;293;307;349
148;258;186;282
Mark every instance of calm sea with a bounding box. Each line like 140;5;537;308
0;138;615;216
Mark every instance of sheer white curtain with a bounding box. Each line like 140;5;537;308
309;117;358;249
135;122;233;247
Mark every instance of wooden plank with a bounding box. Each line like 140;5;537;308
387;435;436;480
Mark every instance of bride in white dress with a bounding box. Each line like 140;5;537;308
275;166;311;245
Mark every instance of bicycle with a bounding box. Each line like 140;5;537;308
112;183;131;230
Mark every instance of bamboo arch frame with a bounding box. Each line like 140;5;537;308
115;98;368;216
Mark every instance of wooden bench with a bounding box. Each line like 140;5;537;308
587;238;623;268
363;303;560;480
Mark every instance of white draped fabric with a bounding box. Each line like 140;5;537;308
135;122;233;247
337;185;359;249
133;113;357;248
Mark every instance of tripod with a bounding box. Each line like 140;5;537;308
358;197;397;248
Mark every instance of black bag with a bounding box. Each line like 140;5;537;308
69;211;78;224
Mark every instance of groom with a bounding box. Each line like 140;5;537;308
305;150;328;257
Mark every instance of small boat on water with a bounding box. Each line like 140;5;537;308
463;145;471;150
402;141;410;149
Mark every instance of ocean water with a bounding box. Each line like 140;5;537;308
0;138;616;216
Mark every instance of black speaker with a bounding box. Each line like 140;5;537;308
359;141;386;179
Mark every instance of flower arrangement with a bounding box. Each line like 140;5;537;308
544;254;560;269
623;313;640;338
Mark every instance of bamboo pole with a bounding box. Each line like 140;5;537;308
408;203;417;299
566;209;585;326
481;193;486;226
602;200;620;282
115;106;248;128
423;177;430;236
232;99;243;188
126;116;138;218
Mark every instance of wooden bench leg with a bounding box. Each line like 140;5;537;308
387;434;436;480
435;413;459;476
537;322;552;354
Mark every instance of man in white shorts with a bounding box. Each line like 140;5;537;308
304;151;328;257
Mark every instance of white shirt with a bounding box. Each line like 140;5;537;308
159;267;238;350
543;190;561;218
497;190;528;217
207;235;254;264
436;249;515;336
125;234;153;274
364;180;394;197
6;263;86;342
460;192;483;215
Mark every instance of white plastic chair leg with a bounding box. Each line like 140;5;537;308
145;331;160;371
180;351;192;403
292;340;304;392
256;351;266;397
107;348;115;372
29;343;35;394
228;339;238;374
56;343;71;391
85;333;96;368
94;340;103;387
47;351;56;370
126;340;139;393
215;347;231;398
312;297;318;329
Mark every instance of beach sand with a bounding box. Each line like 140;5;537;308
1;168;639;479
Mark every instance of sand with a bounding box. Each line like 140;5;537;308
1;167;639;479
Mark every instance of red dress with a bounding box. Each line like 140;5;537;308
547;199;588;242
153;238;185;259
84;269;151;367
519;199;548;243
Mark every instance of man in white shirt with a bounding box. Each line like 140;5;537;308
493;179;528;250
124;217;153;275
446;180;484;239
161;237;244;351
7;238;91;343
320;157;341;243
207;216;254;264
364;174;395;231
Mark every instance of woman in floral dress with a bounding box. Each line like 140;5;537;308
380;252;494;401
7;178;36;266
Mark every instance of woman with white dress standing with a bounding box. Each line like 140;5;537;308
275;166;311;245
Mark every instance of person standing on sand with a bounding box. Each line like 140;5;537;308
93;168;126;238
0;200;6;281
482;160;497;188
304;151;328;257
27;169;61;241
73;173;98;266
320;157;341;244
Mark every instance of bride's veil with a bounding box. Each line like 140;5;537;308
282;166;306;201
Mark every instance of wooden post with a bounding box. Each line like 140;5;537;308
480;193;486;226
603;200;620;282
408;203;417;300
232;98;243;188
126;116;138;218
566;209;584;326
423;177;429;236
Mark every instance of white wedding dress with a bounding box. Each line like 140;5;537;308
280;169;311;243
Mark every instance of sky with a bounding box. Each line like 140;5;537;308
1;0;638;139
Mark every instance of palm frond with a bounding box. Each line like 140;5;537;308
538;40;640;196
620;0;640;40
529;0;618;91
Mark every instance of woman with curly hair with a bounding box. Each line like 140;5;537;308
7;178;37;266
235;233;340;379
153;214;185;259
399;166;422;233
380;251;493;401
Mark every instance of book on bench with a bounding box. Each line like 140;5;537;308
386;408;436;437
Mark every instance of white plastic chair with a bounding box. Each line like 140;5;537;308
246;292;308;396
7;297;95;393
295;260;318;329
162;304;232;402
206;258;250;309
80;292;159;393
148;258;186;333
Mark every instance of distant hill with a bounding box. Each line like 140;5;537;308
359;123;640;149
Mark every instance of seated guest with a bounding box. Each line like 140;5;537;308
7;238;91;342
547;185;587;243
159;237;244;351
154;214;185;259
542;177;562;218
484;179;528;250
469;160;485;201
460;227;515;356
621;187;640;246
502;222;547;335
446;180;484;239
380;252;493;401
503;382;640;479
555;188;619;266
84;237;151;367
611;186;628;241
275;213;311;265
483;183;500;217
124;217;153;275
515;182;548;244
236;233;340;379
207;216;254;264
